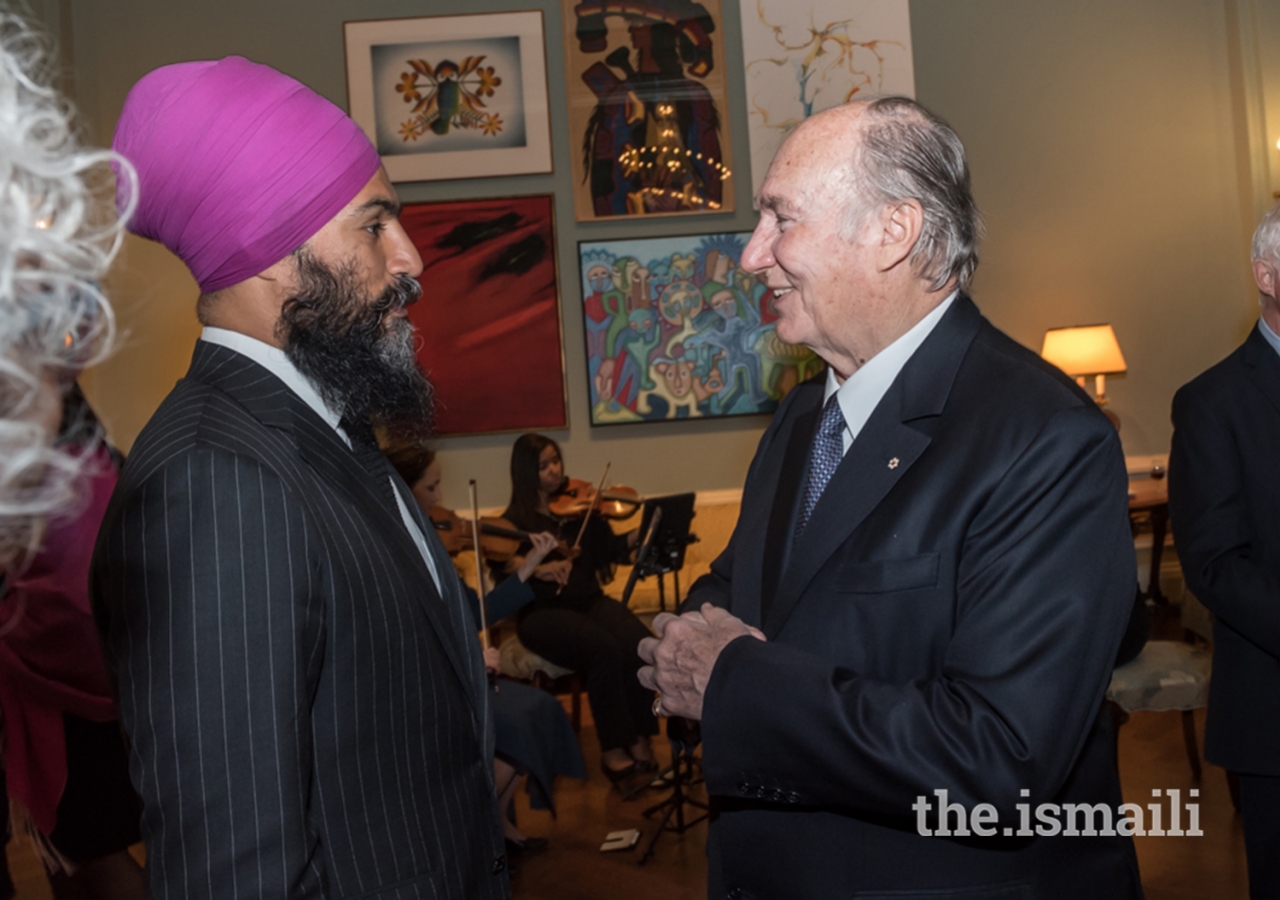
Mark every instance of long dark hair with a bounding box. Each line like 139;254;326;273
504;433;559;529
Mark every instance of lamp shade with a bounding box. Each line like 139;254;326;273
1040;324;1127;376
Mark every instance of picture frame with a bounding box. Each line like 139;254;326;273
561;0;736;221
403;194;568;436
344;11;553;183
738;0;914;194
578;232;822;425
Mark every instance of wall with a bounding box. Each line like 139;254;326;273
61;0;1276;508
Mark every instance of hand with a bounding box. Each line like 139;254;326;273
483;646;501;675
516;532;559;582
533;559;572;586
637;603;764;720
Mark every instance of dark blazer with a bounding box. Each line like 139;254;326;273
91;341;509;900
1170;323;1280;776
688;297;1142;900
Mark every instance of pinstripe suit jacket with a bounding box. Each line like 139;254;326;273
91;341;509;900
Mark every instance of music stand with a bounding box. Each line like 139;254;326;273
621;493;697;611
635;717;708;864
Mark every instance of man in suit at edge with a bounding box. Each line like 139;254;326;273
1169;205;1280;899
638;97;1143;899
92;57;510;898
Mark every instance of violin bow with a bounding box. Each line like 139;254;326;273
467;480;492;652
571;462;612;551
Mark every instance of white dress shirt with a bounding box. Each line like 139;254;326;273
200;327;442;593
822;291;958;455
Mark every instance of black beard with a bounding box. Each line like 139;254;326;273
278;249;434;443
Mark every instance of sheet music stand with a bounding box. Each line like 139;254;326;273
635;716;708;864
620;493;697;611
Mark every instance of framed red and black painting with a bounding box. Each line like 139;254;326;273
402;194;568;435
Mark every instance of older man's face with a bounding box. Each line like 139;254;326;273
740;117;883;375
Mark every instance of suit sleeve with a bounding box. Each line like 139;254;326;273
701;406;1133;816
1170;383;1280;659
95;449;327;899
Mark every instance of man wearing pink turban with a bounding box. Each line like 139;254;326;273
92;56;511;899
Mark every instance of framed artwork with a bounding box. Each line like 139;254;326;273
344;12;553;183
562;0;735;221
578;232;822;425
739;0;914;194
403;195;567;436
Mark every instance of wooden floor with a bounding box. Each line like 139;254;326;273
4;610;1249;899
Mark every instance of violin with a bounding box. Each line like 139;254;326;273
428;506;577;563
547;477;643;520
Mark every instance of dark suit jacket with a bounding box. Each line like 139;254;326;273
1170;323;1280;776
688;297;1142;900
91;341;509;899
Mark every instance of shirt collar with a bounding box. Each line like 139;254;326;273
1259;315;1280;359
823;291;958;443
200;326;349;444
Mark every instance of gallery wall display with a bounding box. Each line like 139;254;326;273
345;11;553;183
739;0;914;194
403;195;568;436
578;232;822;425
562;0;736;221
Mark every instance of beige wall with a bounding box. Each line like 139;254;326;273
62;0;1278;509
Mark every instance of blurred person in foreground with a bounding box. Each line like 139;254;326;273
639;98;1142;899
93;56;509;899
0;13;133;899
0;11;126;572
1;388;146;900
1169;204;1280;900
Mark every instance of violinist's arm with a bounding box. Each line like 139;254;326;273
515;532;558;582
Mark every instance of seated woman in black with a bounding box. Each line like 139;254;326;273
496;433;658;784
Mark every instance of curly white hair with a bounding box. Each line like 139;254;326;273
0;12;134;570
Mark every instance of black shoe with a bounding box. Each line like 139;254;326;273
632;758;659;775
506;836;549;856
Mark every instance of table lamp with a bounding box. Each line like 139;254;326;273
1040;324;1127;407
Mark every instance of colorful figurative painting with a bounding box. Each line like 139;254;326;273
403;195;567;436
345;12;553;183
562;0;735;221
739;0;914;194
579;233;823;425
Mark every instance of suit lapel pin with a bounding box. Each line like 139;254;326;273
888;457;900;469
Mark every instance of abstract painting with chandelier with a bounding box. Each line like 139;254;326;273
563;0;736;220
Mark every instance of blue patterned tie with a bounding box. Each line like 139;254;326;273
797;395;846;536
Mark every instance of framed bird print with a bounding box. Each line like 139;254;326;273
344;11;553;183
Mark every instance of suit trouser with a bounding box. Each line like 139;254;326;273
516;595;658;752
1239;773;1280;899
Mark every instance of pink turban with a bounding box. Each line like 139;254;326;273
113;56;381;293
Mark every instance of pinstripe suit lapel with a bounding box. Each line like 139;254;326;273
385;467;490;718
187;341;483;717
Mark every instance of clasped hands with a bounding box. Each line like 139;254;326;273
638;603;765;720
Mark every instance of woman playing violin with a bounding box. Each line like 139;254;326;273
495;433;658;785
